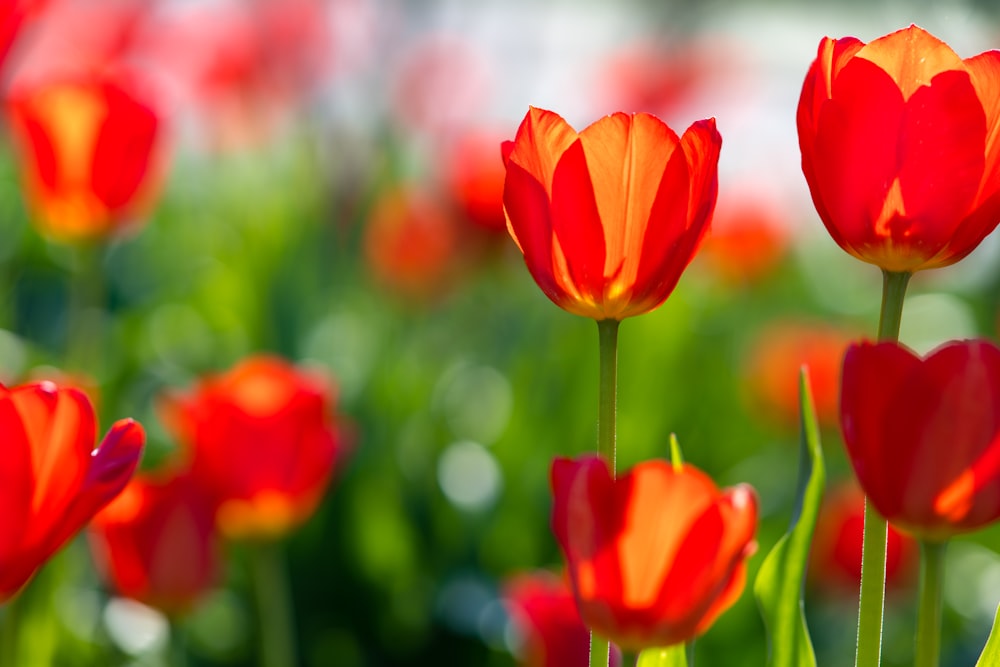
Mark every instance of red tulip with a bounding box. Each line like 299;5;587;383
840;339;1000;540
0;381;144;602
809;481;916;593
444;130;508;234
159;355;341;541
551;456;757;650
6;69;165;241
504;571;621;667
797;25;1000;272
89;470;219;615
502;107;721;321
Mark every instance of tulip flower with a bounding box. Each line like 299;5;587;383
159;355;341;541
551;455;757;650
809;481;916;593
504;571;621;667
6;69;165;242
840;339;1000;541
89;470;219;615
797;25;1000;273
502;106;721;321
0;381;144;602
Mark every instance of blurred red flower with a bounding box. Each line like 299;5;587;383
809;481;916;594
443;129;508;235
797;25;1000;273
159;355;341;541
0;381;144;602
363;184;462;301
551;455;757;650
89;470;218;615
502;107;720;320
0;0;47;72
504;571;621;667
697;188;789;286
742;320;858;430
6;69;166;242
841;339;1000;540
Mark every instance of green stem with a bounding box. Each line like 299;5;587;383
66;242;107;377
687;639;696;666
589;318;620;667
915;541;947;667
856;270;911;667
249;541;298;667
876;270;911;342
0;593;20;667
597;318;620;475
589;634;610;667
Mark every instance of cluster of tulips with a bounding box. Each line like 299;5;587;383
501;24;1000;667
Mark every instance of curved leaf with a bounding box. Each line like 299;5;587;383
753;367;825;667
976;604;1000;666
636;643;690;667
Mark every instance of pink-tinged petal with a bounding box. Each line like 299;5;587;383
44;419;145;555
549;139;606;312
855;25;964;100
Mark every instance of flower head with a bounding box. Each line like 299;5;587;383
89;470;219;615
840;339;1000;540
6;69;166;242
158;355;341;541
551;455;757;650
0;381;144;602
503;107;721;320
797;25;1000;272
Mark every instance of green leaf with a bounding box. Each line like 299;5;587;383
976;604;1000;666
753;367;826;667
636;643;690;667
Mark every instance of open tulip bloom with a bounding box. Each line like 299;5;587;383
798;25;1000;273
551;455;758;651
502;106;720;321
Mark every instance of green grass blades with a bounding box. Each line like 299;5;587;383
753;367;825;667
976;604;1000;666
636;643;691;667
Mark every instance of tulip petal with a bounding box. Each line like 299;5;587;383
855;25;964;101
0;386;32;561
965;50;1000;201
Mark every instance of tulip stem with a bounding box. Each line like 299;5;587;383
590;633;611;667
67;242;106;376
876;270;911;342
915;540;947;667
249;541;298;667
0;594;19;667
856;269;911;667
597;318;620;476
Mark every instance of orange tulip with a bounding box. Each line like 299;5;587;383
6;69;165;242
89;470;219;615
0;381;144;602
502;107;721;320
159;355;341;541
551;455;757;650
797;25;1000;272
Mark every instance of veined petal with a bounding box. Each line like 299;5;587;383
965;50;1000;202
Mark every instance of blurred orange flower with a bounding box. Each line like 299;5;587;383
504;571;621;667
363;185;462;301
742;320;857;430
798;25;1000;272
159;355;341;541
443;129;508;235
698;189;789;286
0;381;144;602
809;481;916;594
502;107;720;320
89;470;219;615
6;69;166;242
551;455;757;650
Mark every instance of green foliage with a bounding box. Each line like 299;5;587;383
754;369;825;667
